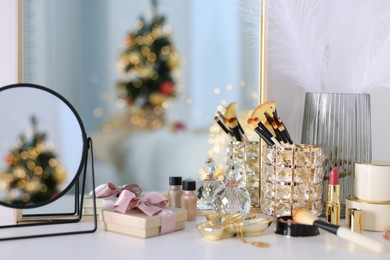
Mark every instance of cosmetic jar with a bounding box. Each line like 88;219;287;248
346;195;390;231
348;162;390;231
355;162;390;202
274;216;319;237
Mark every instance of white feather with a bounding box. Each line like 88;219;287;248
269;0;319;92
239;0;261;49
267;0;354;93
247;0;390;94
325;0;390;93
352;2;390;92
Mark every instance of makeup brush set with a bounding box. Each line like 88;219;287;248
247;101;293;146
214;102;247;142
215;101;293;146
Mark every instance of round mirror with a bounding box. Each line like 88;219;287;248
0;83;87;209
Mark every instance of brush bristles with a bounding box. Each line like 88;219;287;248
292;209;318;225
228;118;238;128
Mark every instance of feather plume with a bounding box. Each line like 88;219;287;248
239;0;261;48
324;0;390;93
240;0;390;94
351;2;390;92
267;0;352;93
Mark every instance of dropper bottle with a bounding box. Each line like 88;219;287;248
181;180;197;221
168;176;182;208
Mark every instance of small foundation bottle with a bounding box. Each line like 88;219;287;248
181;180;197;221
168;176;182;208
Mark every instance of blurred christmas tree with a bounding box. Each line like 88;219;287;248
0;116;67;206
115;0;180;111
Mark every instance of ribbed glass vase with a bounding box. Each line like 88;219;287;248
301;93;372;217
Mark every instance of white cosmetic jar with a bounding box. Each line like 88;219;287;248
346;195;390;231
355;162;390;202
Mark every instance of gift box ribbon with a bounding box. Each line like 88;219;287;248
115;190;176;234
91;182;142;198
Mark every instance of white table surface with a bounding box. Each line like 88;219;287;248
0;213;389;260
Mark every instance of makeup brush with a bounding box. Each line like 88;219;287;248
250;103;277;137
266;104;293;145
273;110;293;144
247;116;281;146
277;122;293;144
224;102;237;121
224;102;246;141
253;127;274;146
264;112;287;144
264;106;293;145
237;120;246;139
228;118;243;141
214;116;231;135
257;123;282;147
293;209;384;254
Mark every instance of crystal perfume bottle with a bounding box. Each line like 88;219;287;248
211;159;251;214
197;158;222;210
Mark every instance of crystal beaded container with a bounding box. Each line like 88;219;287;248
197;158;222;210
261;144;324;217
211;160;251;214
227;141;260;207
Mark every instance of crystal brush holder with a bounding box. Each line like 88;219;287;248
227;141;260;207
261;144;324;217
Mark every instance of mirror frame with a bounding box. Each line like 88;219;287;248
0;83;89;209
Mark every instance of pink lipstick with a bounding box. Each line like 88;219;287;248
326;167;340;225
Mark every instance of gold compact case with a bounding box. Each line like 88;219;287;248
196;213;272;241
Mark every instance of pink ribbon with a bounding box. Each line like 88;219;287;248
91;183;142;198
114;190;176;234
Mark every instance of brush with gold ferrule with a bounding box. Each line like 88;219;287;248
247;118;273;145
250;102;277;138
249;102;283;146
272;109;293;144
214;116;232;136
264;112;287;144
247;117;280;147
228;118;243;141
293;209;384;254
224;102;246;141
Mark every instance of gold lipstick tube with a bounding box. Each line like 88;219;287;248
326;184;340;225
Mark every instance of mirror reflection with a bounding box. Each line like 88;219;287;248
0;85;84;207
22;0;259;191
